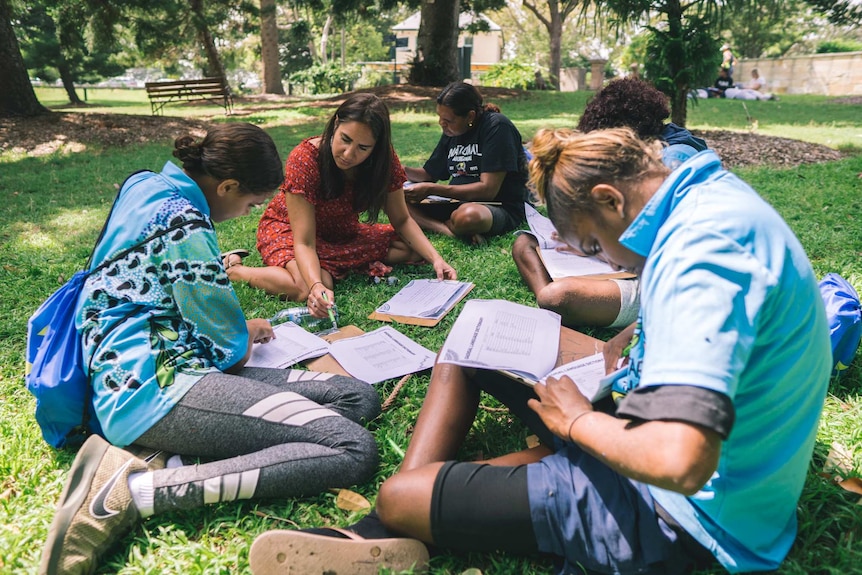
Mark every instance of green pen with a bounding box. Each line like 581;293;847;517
322;292;338;330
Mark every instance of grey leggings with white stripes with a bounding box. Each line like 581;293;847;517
134;368;381;515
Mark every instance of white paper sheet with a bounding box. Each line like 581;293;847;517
539;248;618;280
523;203;562;249
327;326;436;384
375;279;473;319
245;322;330;369
520;203;620;279
438;299;561;381
540;353;612;401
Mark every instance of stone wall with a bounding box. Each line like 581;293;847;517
736;52;862;96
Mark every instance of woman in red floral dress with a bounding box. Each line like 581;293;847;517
225;93;456;319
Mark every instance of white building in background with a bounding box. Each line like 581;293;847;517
392;12;503;81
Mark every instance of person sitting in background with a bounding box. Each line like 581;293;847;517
402;81;530;245
725;68;777;101
512;77;707;329
224;93;456;314
708;67;734;98
247;126;831;575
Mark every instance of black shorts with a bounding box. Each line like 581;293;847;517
430;460;538;554
416;202;525;237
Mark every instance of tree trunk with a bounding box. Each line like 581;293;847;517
58;58;83;105
523;0;577;90
0;0;48;117
188;0;227;81
320;13;332;64
666;0;688;126
259;0;284;94
548;8;562;89
670;85;687;126
410;0;461;86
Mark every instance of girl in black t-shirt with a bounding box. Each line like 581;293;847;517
403;82;529;244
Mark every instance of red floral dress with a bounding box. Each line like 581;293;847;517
257;138;407;279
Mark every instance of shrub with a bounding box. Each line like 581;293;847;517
482;60;539;90
816;39;862;53
355;67;394;89
289;62;361;95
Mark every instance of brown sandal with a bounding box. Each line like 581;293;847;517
248;528;429;575
221;249;250;269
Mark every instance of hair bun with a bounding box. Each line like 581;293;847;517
172;135;203;165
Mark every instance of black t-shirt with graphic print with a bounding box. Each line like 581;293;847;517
422;111;530;210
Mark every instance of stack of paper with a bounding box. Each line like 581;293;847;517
438;299;561;381
374;279;473;320
245;322;331;369
438;299;615;401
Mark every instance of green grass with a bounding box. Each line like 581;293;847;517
2;90;862;574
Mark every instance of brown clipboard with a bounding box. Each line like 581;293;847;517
302;325;364;376
535;246;635;281
368;282;475;327
499;325;604;387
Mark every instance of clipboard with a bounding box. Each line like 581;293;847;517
419;197;503;206
368;281;475;327
303;325;364;376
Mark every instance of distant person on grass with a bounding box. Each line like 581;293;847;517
40;124;382;575
512;77;708;328
247;127;831;575
402;81;531;245
224;93;455;319
725;68;777;101
709;67;734;98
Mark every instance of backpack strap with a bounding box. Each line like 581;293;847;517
85;170;152;270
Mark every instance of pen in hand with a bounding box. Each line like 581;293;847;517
322;292;338;330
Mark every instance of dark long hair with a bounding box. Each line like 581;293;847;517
173;123;283;194
436;81;500;123
318;93;392;222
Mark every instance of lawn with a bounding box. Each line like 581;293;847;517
1;88;861;574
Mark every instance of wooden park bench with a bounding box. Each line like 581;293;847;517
145;77;233;115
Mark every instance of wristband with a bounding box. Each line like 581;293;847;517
567;410;593;442
309;281;323;294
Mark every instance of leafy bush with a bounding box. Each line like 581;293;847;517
816;39;862;53
289;62;361;95
355;67;395;89
482;60;539;90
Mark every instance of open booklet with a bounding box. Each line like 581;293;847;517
369;279;474;327
518;203;634;281
245;321;331;369
438;299;614;401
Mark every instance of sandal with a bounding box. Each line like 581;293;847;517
249;528;429;575
221;249;250;269
221;248;250;259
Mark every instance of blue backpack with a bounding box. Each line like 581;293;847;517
819;273;862;374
